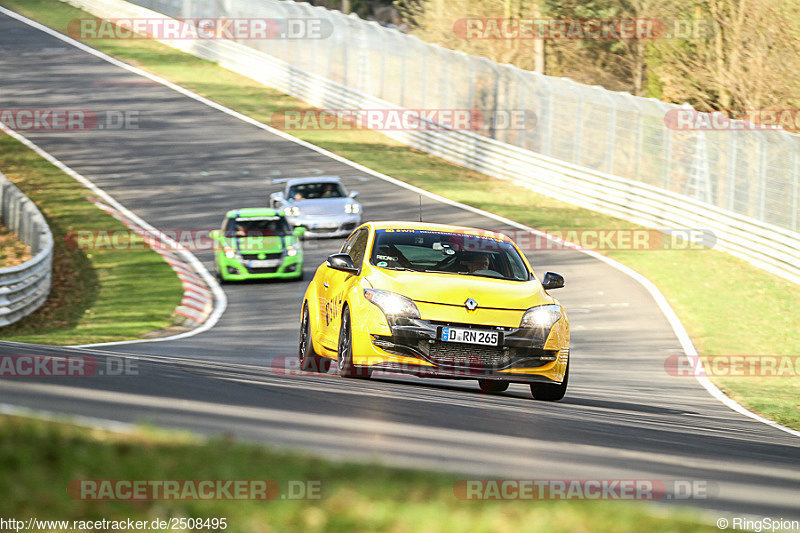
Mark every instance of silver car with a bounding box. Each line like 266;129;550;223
269;176;362;238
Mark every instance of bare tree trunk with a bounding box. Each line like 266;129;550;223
632;41;644;95
533;2;545;74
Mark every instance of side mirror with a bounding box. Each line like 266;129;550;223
326;253;358;274
269;192;285;208
349;190;359;198
209;229;221;239
541;271;565;290
293;226;306;238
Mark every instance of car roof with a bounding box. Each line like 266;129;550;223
364;221;511;241
284;176;342;186
224;208;283;218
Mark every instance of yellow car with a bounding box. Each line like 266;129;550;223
299;221;570;400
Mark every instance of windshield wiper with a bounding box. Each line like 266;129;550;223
423;269;468;275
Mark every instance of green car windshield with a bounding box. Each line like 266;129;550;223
370;229;530;281
225;216;293;238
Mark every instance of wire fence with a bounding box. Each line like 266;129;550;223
129;0;800;233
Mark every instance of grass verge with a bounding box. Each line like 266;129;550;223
0;132;183;344
1;0;798;428
0;414;716;533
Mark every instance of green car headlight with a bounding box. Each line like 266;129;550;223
364;289;420;319
222;245;237;259
286;244;298;257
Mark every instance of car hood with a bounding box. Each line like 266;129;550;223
364;266;551;310
225;236;289;253
288;198;352;216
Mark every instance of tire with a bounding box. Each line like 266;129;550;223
299;304;331;373
478;380;509;393
530;359;569;401
215;266;226;284
337;307;371;379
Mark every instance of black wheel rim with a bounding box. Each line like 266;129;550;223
299;307;308;363
338;312;350;372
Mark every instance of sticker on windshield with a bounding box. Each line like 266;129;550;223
377;261;388;267
376;254;397;261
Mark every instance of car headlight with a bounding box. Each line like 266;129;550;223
284;206;300;217
286;245;298;257
222;245;237;259
345;203;361;214
520;304;562;329
364;289;420;319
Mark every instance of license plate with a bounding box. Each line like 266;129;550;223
247;259;281;268
440;327;500;346
312;223;337;230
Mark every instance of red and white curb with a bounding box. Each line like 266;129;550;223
86;197;213;326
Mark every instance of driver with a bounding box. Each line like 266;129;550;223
321;183;336;197
464;252;490;273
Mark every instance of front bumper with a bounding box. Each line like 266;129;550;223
287;214;361;238
357;316;567;384
217;252;303;280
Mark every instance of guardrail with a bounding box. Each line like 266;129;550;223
0;172;53;327
62;0;800;285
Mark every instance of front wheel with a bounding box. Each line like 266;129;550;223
214;263;226;284
337;307;371;379
299;305;331;373
530;359;568;401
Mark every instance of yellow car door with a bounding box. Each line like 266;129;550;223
320;228;370;351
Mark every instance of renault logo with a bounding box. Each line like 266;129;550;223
465;298;478;311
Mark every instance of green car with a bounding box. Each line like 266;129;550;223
210;208;305;282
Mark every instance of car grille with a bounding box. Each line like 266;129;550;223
241;252;283;261
245;267;279;274
427;341;509;369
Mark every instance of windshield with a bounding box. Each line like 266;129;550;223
287;182;346;200
370;229;530;281
225;216;292;237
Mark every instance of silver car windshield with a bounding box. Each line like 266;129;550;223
287;182;346;200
